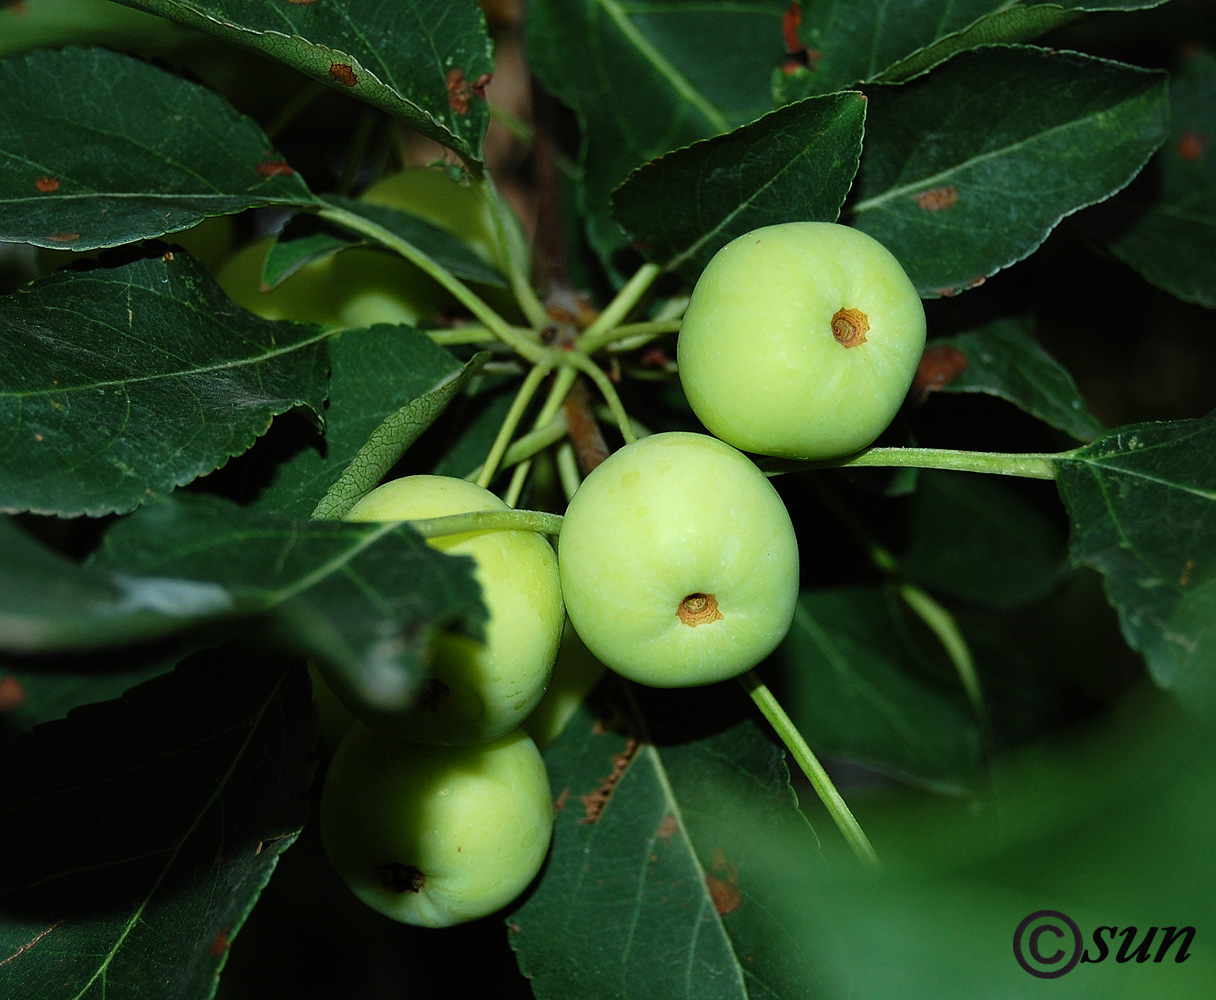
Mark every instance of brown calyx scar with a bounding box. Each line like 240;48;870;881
831;308;869;348
678;593;723;626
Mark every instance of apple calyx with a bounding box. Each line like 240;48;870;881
831;307;869;348
678;592;723;627
376;862;425;894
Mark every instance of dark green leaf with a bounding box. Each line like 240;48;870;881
769;586;984;789
1055;410;1216;711
0;0;188;56
779;0;1168;100
0;254;329;517
0;659;179;745
1103;48;1216;308
113;0;494;163
0;516;234;653
262;217;358;289
924;318;1107;441
848;45;1169;297
0;46;315;251
900;471;1067;609
321;195;507;287
612;92;866;282
526;0;789;263
0;648;315;1000
511;691;821;999
251;326;485;520
93;494;487;716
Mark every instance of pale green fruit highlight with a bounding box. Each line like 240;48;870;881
320;724;553;927
341;475;564;745
558;432;799;687
215;237;341;325
678;222;926;459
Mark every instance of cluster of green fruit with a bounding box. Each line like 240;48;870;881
155;186;926;929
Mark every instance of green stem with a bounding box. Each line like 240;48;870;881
601;318;683;351
426;327;502;348
476;358;554;490
477;173;551;330
771;447;1061;480
315;204;546;363
578;263;662;354
464;414;568;484
407;508;563;539
499;365;580;509
740;671;880;869
563;353;637;445
555;440;581;502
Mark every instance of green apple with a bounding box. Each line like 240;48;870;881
328;246;453;329
558;432;799;687
360;166;523;275
214;237;342;325
320;724;553;927
677;222;926;459
341;475;564;745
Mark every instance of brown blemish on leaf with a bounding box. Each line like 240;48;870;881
579;737;640;824
1176;130;1208;163
8;1;29;14
256;158;294;178
376;862;425;893
705;875;742;916
935;286;958;298
208;928;230;957
328;63;357;87
48;233;80;243
831;307;869;348
471;73;492;99
911;344;968;403
678;592;723;626
34;433;44;442
0;675;26;712
657;814;678;840
35;176;59;193
1181;559;1195;586
966;275;986;289
914;185;960;211
162;251;175;262
447;68;471;114
781;2;801;53
554;787;570;811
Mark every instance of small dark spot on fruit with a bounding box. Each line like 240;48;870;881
418;678;450;713
376;863;425;894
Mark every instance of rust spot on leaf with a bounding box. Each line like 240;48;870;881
657;814;678;840
781;2;801;53
706;875;742;915
447;68;471;114
209;928;230;957
966;275;986;289
579;737;640;824
48;233;80;243
911;344;968;403
256;158;294;178
471;72;492;99
914;185;960;211
8;1;29;13
553;787;569;811
328;63;357;87
1176;130;1208;163
1181;559;1196;586
35;176;59;193
0;675;27;712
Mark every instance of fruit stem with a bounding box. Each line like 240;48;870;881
578;263;662;355
778;447;1059;480
464;413;568;484
601;318;683;351
406;509;563;539
476;357;556;490
562;353;636;445
739;671;881;870
499;364;581;506
315;203;546;363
